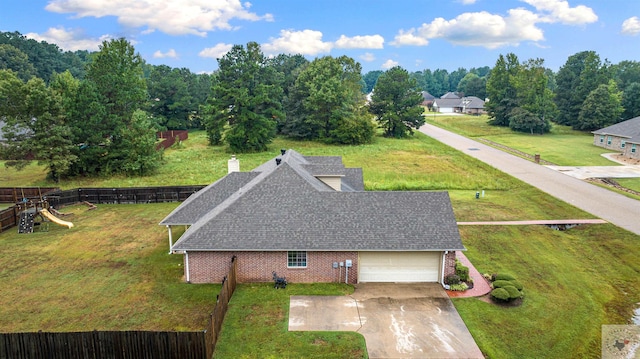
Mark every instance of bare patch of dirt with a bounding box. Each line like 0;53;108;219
609;153;640;166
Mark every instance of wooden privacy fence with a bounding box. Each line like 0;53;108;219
205;256;238;358
156;130;189;150
0;186;205;233
44;186;205;208
0;330;206;359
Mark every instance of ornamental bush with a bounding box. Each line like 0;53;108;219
492;280;513;289
445;274;461;285
509;280;524;291
494;273;516;281
490;288;510;301
455;260;470;282
448;282;469;291
503;285;523;299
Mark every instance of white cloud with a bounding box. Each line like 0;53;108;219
360;52;376;62
392;0;596;49
622;16;640;36
381;59;399;69
262;29;332;56
199;43;233;58
522;0;597;25
460;0;477;4
334;34;384;49
153;49;178;58
45;0;274;37
25;27;111;51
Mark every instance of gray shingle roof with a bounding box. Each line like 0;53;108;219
592;116;640;144
166;150;464;252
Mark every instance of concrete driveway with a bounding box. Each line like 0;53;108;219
288;283;483;358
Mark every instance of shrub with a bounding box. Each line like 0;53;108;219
445;274;461;285
494;273;516;281
490;288;510;302
509;280;523;291
448;282;469;291
503;285;523;299
482;273;492;281
455;261;470;282
492;280;513;289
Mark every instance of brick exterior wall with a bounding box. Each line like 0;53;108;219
593;134;640;159
186;251;358;284
443;251;457;279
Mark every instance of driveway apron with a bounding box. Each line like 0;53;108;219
289;283;484;358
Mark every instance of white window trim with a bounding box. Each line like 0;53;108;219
287;251;307;268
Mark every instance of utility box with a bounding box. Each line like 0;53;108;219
345;259;352;267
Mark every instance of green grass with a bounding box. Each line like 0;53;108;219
0;203;217;332
214;283;366;359
454;224;639;359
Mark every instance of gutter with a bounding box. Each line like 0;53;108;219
185;251;190;283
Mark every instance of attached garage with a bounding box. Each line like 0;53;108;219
358;251;442;283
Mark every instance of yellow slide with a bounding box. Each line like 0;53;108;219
40;208;74;229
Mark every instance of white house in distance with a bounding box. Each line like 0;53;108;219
432;92;485;115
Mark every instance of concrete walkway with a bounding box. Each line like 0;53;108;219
445;251;492;299
419;124;640;236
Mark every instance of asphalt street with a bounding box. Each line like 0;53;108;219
419;124;640;236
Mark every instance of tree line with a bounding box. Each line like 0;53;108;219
2;29;640;182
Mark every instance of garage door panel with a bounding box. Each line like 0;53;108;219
359;252;441;283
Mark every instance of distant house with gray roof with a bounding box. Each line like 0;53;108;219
592;116;640;159
160;150;464;285
432;92;485;115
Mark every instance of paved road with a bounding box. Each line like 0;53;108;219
419;124;640;236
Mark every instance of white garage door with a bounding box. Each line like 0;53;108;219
358;251;441;283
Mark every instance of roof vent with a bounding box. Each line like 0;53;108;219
275;158;281;165
280;149;286;155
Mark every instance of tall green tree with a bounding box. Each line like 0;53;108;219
456;73;486;99
0;70;76;181
363;70;384;93
486;53;520;126
554;51;609;127
577;80;623;131
266;53;309;133
147;65;195;130
369;66;425;138
622;82;640;120
208;42;281;152
511;58;556;132
67;38;158;176
283;55;373;145
0;44;36;81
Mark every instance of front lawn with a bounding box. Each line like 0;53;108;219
454;224;639;359
213;283;366;359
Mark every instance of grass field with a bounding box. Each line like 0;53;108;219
1;130;638;358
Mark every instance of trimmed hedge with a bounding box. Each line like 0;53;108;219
490;288;510;301
494;273;516;281
492;280;513;289
503;285;523;299
510;280;524;291
449;282;469;291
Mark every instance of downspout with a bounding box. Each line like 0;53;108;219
185;251;190;283
167;225;173;254
441;251;448;285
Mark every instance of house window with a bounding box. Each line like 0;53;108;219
599;135;604;143
607;136;612;145
288;251;307;268
633;144;637;153
621;140;626;149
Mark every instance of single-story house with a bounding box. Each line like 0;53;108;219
160;150;464;285
432;92;485;115
592;116;640;160
421;91;436;109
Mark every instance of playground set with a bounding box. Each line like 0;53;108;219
13;189;74;234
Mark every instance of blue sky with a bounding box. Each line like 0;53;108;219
1;0;639;74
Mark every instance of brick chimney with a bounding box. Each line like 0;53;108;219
228;155;240;173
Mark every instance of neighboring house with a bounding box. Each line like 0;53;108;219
592;116;640;159
421;91;436;109
160;150;464;285
432;93;485;115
